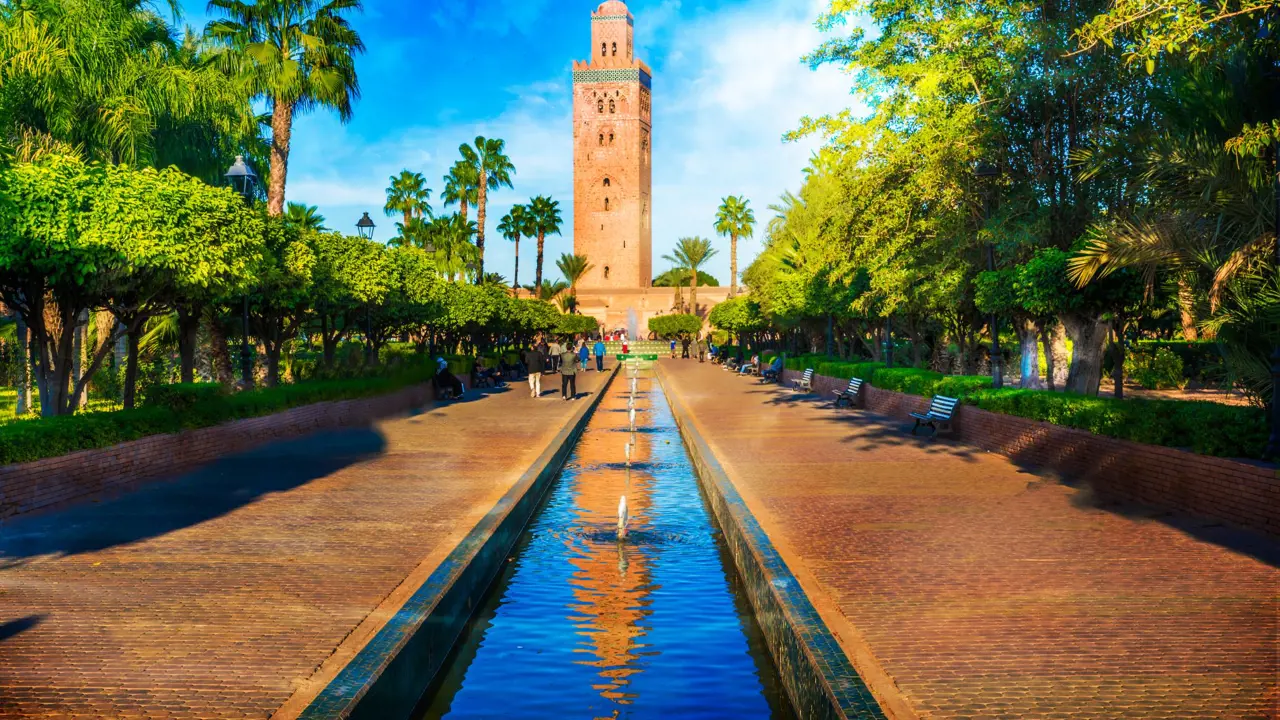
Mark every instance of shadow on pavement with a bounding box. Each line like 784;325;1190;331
0;615;43;642
0;426;388;563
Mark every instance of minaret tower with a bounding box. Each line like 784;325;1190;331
572;0;653;289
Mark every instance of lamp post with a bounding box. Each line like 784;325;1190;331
1268;145;1280;459
975;162;1004;389
356;213;376;364
224;156;257;387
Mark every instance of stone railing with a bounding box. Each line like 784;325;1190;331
782;369;1279;538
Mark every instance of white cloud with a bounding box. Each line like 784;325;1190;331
282;0;856;288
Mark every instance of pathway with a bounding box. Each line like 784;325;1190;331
661;361;1278;720
0;370;610;719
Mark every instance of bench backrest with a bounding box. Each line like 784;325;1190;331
801;369;814;380
847;378;864;394
928;395;959;419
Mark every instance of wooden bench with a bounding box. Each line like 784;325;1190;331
832;377;864;408
910;395;959;436
791;368;814;393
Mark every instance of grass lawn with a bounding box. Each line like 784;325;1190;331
0;386;121;425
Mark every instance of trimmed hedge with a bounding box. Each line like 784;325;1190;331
0;366;435;466
966;389;1267;459
1133;339;1223;382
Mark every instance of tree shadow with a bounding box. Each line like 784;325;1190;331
0;615;43;642
0;424;389;563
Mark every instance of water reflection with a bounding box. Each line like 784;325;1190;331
415;371;794;720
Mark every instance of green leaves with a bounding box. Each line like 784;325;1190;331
648;313;703;339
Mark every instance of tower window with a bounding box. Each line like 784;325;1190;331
612;42;617;56
601;42;607;57
609;99;615;113
598;133;604;146
609;132;614;144
598;99;604;113
604;266;610;279
603;178;610;187
604;197;610;211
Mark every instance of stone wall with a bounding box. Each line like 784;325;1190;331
0;384;434;520
783;370;1280;538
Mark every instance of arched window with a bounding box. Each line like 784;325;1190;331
603;178;610;187
611;42;617;56
604;266;611;279
598;99;604;113
604;197;610;211
598;133;604;146
609;132;615;144
601;43;607;57
608;99;615;113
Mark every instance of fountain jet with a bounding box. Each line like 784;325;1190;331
618;495;629;539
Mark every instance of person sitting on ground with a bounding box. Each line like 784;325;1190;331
434;356;465;398
760;355;783;383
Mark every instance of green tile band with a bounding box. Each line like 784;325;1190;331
572;68;652;88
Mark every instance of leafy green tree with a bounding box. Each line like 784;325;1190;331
204;0;365;216
459;137;515;282
715;195;756;296
527;195;563;290
662;237;718;316
246;214;316;386
384;170;432;227
498;204;530;290
653;268;719;287
310;231;391;367
648;313;703;341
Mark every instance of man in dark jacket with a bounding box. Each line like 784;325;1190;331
523;345;545;398
559;345;578;400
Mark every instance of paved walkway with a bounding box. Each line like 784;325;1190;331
0;370;609;719
661;361;1279;720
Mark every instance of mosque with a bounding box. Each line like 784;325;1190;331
568;0;731;333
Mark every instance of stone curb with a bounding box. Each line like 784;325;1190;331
295;366;619;720
656;365;895;720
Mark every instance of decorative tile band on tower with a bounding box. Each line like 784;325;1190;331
572;69;652;88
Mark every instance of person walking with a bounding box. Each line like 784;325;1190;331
559;344;578;400
578;339;590;372
593;337;606;372
670;338;677;359
681;336;691;359
548;338;562;373
523;344;545;398
698;334;709;363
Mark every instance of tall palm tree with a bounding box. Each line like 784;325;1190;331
205;0;365;217
555;253;595;311
442;160;479;224
459;137;516;282
391;215;431;249
527;195;563;290
498;204;530;291
663;237;718;315
384;170;432;227
524;280;569;302
285;202;326;231
428;213;478;282
715;195;756;297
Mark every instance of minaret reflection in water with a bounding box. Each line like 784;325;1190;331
416;369;794;720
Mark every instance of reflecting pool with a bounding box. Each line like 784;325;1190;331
414;369;795;719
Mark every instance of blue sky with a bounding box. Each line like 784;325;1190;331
177;0;853;286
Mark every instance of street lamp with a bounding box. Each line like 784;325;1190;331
1268;146;1280;459
224;156;258;387
356;212;377;240
975;162;1004;389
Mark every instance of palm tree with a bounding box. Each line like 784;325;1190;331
384;170;432;227
285;202;326;231
663;237;718;315
715;195;756;296
524;280;569;302
459;137;516;282
205;0;365;217
527;195;563;290
555;254;595;312
498;204;530;290
428;213;478;282
442;160;480;224
391;215;431;249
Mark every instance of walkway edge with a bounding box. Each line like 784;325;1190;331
290;368;618;720
657;364;912;720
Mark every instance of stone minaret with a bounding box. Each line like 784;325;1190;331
572;0;653;289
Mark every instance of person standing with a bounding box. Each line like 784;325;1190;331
559;344;578;400
578;338;590;372
523;344;545;398
548;338;562;373
593;337;606;372
670;338;677;359
681;336;691;359
698;335;708;363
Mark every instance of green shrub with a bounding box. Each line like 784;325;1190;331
1134;340;1223;382
0;364;436;465
1126;346;1189;390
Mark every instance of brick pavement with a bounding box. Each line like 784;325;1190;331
0;371;609;719
661;361;1279;720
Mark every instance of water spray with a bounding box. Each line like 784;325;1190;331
617;494;628;539
624;441;632;467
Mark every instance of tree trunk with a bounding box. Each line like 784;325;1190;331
535;233;545;290
267;98;295;217
1177;278;1198;341
730;234;738;297
475;168;487;282
264;342;281;388
177;307;201;384
460;198;469;225
123;331;140;410
208;313;234;385
1016;316;1044;389
1041;323;1057;392
513;237;520;291
1062;313;1111;397
15;315;28;415
690;270;699;316
71;310;88;409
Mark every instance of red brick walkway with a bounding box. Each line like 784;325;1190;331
661;362;1279;720
0;372;609;719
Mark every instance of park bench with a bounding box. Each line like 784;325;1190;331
910;395;959;436
832;377;864;408
791;368;814;393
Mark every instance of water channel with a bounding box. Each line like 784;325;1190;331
414;367;796;719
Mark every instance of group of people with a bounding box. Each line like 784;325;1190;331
669;334;716;363
522;336;608;401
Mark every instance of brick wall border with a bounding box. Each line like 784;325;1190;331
783;370;1280;538
0;384;435;520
